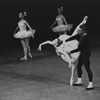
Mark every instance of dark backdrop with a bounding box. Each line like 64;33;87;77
0;0;100;50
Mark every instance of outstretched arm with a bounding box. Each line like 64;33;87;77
77;16;88;27
37;40;54;51
72;16;88;36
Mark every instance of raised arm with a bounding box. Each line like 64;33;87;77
37;40;54;51
71;16;88;36
78;16;88;27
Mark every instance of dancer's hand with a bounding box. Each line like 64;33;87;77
37;45;42;51
83;16;88;24
31;29;35;39
68;64;72;69
31;35;34;39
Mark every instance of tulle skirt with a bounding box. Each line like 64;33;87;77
52;25;68;32
52;24;73;33
56;41;80;63
14;29;35;39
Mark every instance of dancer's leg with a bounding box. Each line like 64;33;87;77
75;55;83;84
25;38;32;58
20;39;27;60
70;63;76;86
82;51;93;89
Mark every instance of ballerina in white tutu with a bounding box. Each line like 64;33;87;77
37;16;88;85
37;38;80;86
50;6;72;35
14;12;35;60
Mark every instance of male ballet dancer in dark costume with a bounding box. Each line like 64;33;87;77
65;23;93;90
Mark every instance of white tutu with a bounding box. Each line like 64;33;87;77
52;24;72;32
14;29;35;39
52;25;68;32
55;40;80;63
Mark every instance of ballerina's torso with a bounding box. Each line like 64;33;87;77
58;34;79;52
18;20;26;31
56;15;64;25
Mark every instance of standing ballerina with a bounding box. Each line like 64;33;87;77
14;12;35;60
50;6;72;35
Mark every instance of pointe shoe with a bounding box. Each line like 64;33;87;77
20;56;27;60
70;78;74;86
29;53;32;58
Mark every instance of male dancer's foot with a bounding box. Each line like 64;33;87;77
73;78;83;86
86;82;93;90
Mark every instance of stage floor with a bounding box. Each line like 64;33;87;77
0;48;100;100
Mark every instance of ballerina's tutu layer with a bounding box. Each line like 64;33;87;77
14;30;35;39
52;25;69;32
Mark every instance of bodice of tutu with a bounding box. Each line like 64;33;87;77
18;20;26;31
56;16;63;25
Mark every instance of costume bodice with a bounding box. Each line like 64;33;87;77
56;15;63;25
18;20;26;30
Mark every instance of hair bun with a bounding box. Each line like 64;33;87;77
23;12;27;16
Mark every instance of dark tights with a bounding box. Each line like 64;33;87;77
77;51;93;82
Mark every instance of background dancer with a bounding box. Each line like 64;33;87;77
50;6;72;35
14;12;35;60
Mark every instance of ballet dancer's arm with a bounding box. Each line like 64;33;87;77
79;16;88;26
71;16;88;36
37;40;54;51
50;20;57;29
62;15;68;25
14;26;19;34
25;20;35;38
25;21;32;31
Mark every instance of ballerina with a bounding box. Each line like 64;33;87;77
14;12;35;60
50;6;72;35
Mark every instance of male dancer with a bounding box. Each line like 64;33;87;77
65;19;93;90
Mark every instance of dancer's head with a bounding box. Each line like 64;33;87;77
19;12;27;19
58;6;63;14
80;24;86;30
78;23;86;35
53;39;58;46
